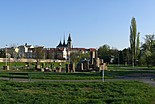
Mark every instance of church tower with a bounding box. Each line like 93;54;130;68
67;33;72;48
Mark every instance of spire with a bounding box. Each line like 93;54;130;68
68;33;72;41
67;33;72;48
63;35;66;46
57;40;62;47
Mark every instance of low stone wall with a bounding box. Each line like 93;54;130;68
0;58;66;63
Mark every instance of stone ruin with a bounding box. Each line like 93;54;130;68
66;63;75;72
34;50;107;72
76;51;107;72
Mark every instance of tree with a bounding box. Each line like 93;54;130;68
122;48;131;65
0;49;6;58
136;32;140;59
140;34;155;67
146;51;153;67
110;48;119;64
98;44;111;63
143;34;155;52
34;47;44;65
70;52;90;63
130;17;140;67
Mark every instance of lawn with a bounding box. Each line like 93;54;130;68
108;64;155;70
0;62;69;70
0;80;155;104
0;69;155;80
0;72;104;80
0;66;155;103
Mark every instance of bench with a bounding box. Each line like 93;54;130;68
9;73;31;81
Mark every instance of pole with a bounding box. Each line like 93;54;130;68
102;70;104;82
5;44;7;67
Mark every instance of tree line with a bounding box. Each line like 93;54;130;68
98;17;155;68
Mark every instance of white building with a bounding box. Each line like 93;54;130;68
18;43;34;58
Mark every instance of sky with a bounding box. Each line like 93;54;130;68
0;0;155;50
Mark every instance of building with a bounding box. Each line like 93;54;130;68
1;33;96;61
18;43;34;58
57;33;72;49
55;33;96;60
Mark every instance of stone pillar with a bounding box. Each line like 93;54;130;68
90;51;95;64
66;64;70;72
72;63;75;72
41;68;44;72
81;63;83;71
96;58;100;68
3;66;9;70
59;63;62;72
35;65;41;70
104;63;108;70
87;61;89;70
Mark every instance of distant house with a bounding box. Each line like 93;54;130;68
18;43;34;58
1;33;96;60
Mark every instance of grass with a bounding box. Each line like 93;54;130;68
0;72;106;80
0;62;69;69
0;69;155;80
0;80;155;104
0;65;155;103
108;64;155;70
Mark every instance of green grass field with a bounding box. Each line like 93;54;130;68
0;64;155;103
0;70;155;80
0;72;104;80
0;80;154;104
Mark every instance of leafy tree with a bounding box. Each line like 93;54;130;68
136;32;140;59
143;34;155;52
130;17;140;67
0;49;6;58
34;47;44;65
110;48;119;64
70;52;90;63
144;50;152;67
98;44;111;63
140;34;155;67
122;48;131;65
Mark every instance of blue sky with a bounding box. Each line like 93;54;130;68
0;0;155;49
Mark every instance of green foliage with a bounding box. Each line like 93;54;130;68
98;44;111;63
0;62;27;67
130;17;140;67
0;80;154;103
0;49;5;58
136;32;140;59
34;47;44;65
70;52;90;63
143;34;155;52
140;34;155;67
